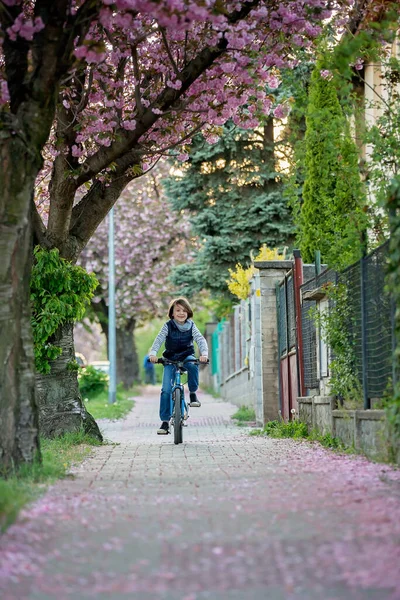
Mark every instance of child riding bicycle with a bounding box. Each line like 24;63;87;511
149;297;208;435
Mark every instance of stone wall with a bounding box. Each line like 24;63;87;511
298;396;391;460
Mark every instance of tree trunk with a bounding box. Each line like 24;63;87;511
116;321;140;388
36;322;102;441
92;299;140;389
0;137;41;471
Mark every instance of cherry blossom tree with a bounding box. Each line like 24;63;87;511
1;0;355;466
30;0;345;439
0;0;105;469
79;162;189;388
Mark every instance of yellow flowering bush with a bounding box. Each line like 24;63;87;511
227;264;254;300
227;246;287;300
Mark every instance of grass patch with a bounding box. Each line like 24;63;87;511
250;419;345;450
0;429;101;533
231;405;256;422
83;384;137;420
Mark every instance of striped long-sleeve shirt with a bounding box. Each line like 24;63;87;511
150;319;208;357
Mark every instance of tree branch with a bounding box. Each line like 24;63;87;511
160;26;180;77
74;0;260;187
67;172;134;258
1;3;29;113
131;45;144;116
31;200;51;248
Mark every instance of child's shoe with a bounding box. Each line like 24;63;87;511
157;421;170;434
189;392;201;407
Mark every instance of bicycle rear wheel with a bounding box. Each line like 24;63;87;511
173;389;183;445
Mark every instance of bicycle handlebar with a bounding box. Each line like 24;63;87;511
156;357;209;366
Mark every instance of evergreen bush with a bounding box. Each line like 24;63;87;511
297;58;368;270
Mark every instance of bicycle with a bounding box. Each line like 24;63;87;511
157;357;208;445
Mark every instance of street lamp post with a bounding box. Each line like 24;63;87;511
108;207;117;404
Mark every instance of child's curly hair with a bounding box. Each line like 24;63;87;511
168;297;194;319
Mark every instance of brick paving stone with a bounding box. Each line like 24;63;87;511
1;385;400;600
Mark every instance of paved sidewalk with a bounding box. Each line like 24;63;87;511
1;387;400;600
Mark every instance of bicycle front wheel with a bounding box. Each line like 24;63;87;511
173;389;183;445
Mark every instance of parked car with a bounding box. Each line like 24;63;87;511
90;361;110;375
75;352;87;367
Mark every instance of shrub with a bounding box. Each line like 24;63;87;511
31;247;98;374
231;405;256;422
264;420;309;439
78;366;108;398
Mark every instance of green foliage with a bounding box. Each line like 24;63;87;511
82;384;136;420
332;8;399;114
200;295;234;320
231;405;256;422
263;419;309;439
78;365;109;398
163;120;294;300
252;419;344;450
31;247;98;374
364;55;400;241
297;58;368;269
386;177;400;440
0;430;101;532
280;62;312;223
333;25;400;440
0;479;31;532
311;283;362;406
135;318;165;383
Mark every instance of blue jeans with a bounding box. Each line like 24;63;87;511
159;355;199;422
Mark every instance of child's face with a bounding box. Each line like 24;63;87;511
173;303;188;324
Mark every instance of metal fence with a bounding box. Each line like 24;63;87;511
340;242;394;404
300;267;336;390
277;281;287;357
299;241;394;405
277;273;296;358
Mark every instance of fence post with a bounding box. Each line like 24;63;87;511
360;254;370;409
276;282;283;416
293;250;305;397
315;250;321;278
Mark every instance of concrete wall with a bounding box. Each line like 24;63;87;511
220;367;255;409
298;396;335;435
298;396;391;461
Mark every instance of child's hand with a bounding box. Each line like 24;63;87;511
149;355;158;363
199;356;208;363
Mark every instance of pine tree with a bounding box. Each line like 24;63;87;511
163;120;294;298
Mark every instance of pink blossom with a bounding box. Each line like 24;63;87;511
353;58;364;70
122;120;136;131
320;69;333;80
74;46;88;60
71;145;84;158
0;80;10;105
266;74;280;89
166;79;182;90
273;104;289;119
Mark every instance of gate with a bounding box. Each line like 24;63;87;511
276;270;299;420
